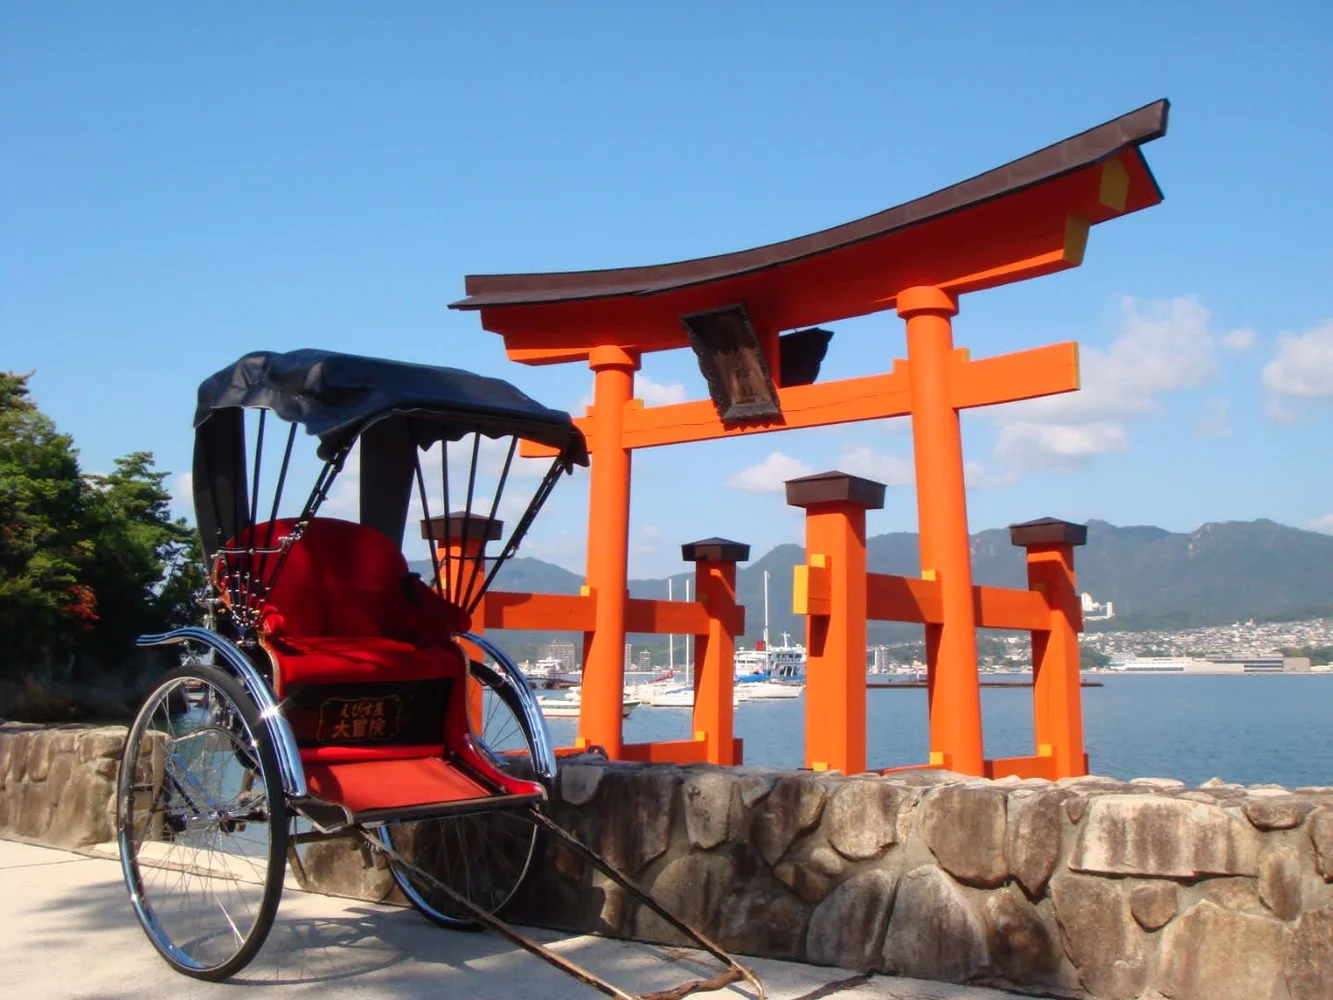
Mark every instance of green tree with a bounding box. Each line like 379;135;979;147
0;372;94;676
1;372;204;684
80;452;205;670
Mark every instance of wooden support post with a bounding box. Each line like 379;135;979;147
1011;518;1089;779
579;345;640;759
898;286;984;776
787;471;885;775
682;537;749;766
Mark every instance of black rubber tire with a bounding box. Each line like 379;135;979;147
383;657;550;929
117;662;288;980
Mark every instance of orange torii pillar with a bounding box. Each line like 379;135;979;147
578;345;640;758
682;537;748;765
786;471;885;775
898;286;985;775
1011;517;1089;778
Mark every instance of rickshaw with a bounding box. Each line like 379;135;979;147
118;349;762;999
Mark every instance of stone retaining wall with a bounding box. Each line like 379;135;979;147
0;723;121;848
3;724;1330;999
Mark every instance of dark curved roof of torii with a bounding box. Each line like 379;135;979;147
451;100;1169;311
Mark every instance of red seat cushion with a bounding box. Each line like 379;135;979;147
267;636;460;687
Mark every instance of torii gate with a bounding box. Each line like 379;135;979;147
450;100;1169;773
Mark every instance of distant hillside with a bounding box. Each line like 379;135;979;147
413;519;1333;659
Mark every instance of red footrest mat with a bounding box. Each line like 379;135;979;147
304;757;490;815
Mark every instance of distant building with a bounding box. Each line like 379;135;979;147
1081;592;1115;620
542;642;577;672
625;643;633;670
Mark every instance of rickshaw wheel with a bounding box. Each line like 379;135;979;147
117;663;288;980
382;656;553;929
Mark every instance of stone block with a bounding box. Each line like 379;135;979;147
806;868;896;970
682;770;737;849
921;784;1007;888
1260;847;1304;921
737;772;775;807
1157;900;1287;1000
1050;873;1146;1000
1284;906;1333;1000
1311;807;1333;881
883;865;987;984
1243;794;1315;831
597;767;679;874
753;775;826;866
48;768;115;848
1071;794;1258;878
774;861;831;904
1007;789;1067;897
716;880;808;959
808;844;845;877
559;763;605;806
1129;881;1178;931
985;886;1060;984
826;779;907;862
25;733;52;782
76;728;127;764
636;851;736;946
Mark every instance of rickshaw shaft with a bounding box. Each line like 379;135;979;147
355;809;765;1000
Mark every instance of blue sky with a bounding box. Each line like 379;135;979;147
3;3;1331;579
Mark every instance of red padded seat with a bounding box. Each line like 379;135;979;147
217;518;542;812
220;517;470;696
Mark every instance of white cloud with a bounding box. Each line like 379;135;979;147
989;296;1237;476
1262;319;1333;399
576;373;689;413
1222;328;1257;352
635;374;688;406
834;445;914;487
1311;514;1333;534
995;421;1129;470
726;452;814;493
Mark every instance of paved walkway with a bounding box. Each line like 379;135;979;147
0;838;1031;999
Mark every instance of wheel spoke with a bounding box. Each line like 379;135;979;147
118;666;286;979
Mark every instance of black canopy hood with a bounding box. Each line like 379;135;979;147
192;349;588;559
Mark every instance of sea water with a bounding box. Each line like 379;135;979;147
542;675;1333;788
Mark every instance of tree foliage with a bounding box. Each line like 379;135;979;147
0;372;203;681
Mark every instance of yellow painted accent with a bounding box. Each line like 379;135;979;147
811;761;830;772
810;553;827;568
1071;342;1082;391
1063;215;1090;266
579;584;592;597
693;731;707;742
627;399;645;410
921;568;938;582
792;565;809;614
929;751;946;766
955;347;971;363
575;736;590;748
1098;157;1130;213
1038;743;1054;757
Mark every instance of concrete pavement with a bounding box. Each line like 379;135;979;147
0;838;1031;999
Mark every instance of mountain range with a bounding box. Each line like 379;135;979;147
413;519;1333;660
